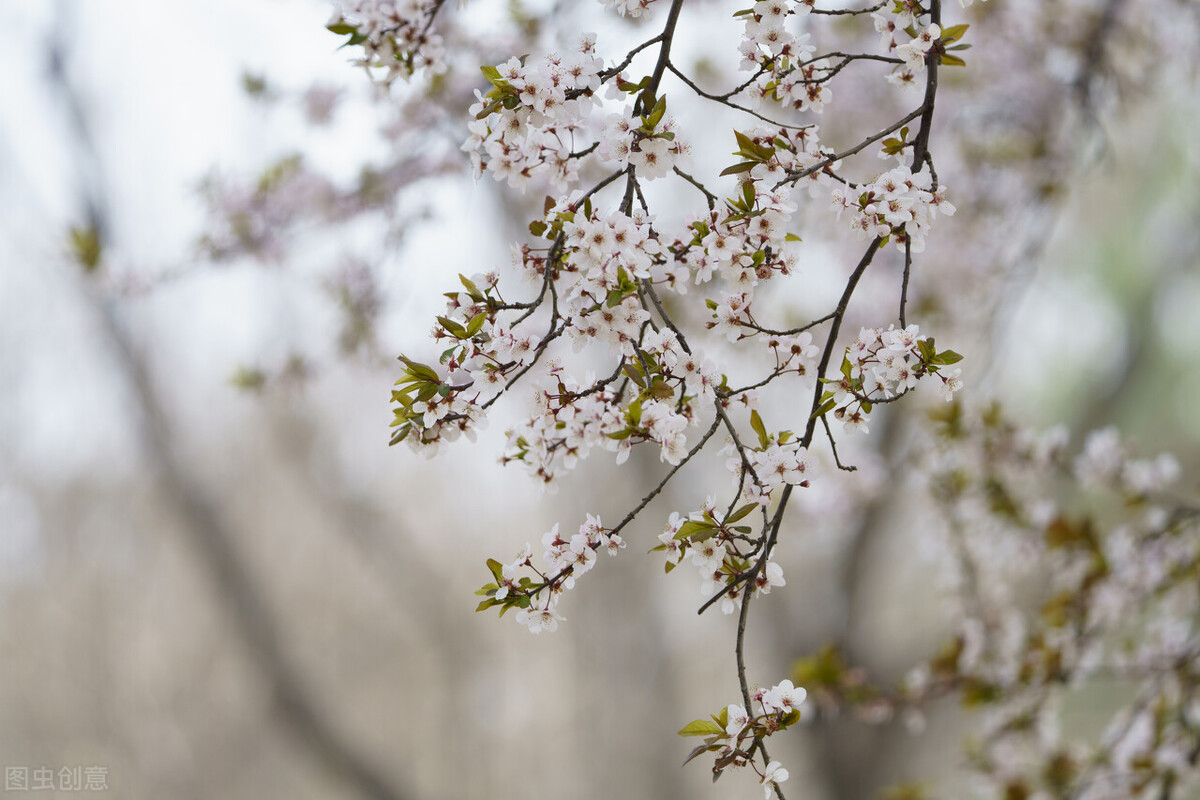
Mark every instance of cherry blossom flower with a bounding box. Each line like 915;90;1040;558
725;704;751;739
760;760;789;797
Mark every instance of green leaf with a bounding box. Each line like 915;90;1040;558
388;424;411;446
785;233;803;242
648;379;675;400
750;409;769;449
474;99;503;119
645;95;666;129
678;719;724;737
475;598;498;612
725;504;758;525
437;316;468;339
733;130;774;161
719;161;758;177
627;397;642;425
935;349;964;365
458;274;481;296
398;355;440;382
682;743;719;767
675;519;717;541
811;398;836;419
529;220;548;237
486;558;504;581
940;53;967;67
733;130;761;160
616;75;647;93
465;312;488;338
940;23;969;44
622;362;648;388
326;22;358;35
638;87;655;116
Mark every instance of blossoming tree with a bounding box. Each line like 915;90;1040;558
203;0;1200;797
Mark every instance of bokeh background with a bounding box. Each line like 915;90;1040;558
2;1;1199;798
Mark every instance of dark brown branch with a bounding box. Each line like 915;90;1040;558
900;237;913;326
608;413;724;538
777;107;925;188
742;311;837;338
801;238;884;449
909;0;941;170
637;0;688;116
821;415;857;472
810;1;885;15
665;60;814;130
673;166;718;210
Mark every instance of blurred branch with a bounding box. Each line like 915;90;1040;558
47;0;109;244
93;300;414;800
45;3;415;796
1074;0;1130;117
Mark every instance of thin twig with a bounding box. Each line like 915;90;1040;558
821;415;857;472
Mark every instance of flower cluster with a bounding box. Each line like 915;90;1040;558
896;23;942;72
831;162;955;252
1074;427;1181;495
737;1;834;114
816;324;963;435
327;0;447;84
654;496;787;614
598;0;656;18
475;514;626;633
721;408;816;505
500;365;694;486
678;679;806;791
874;7;974;87
464;36;606;189
756;408;1197;799
391;197;727;477
596;104;691;180
688;142;807;290
199;156;339;262
916;408;1199;800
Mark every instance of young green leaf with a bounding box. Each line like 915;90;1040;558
678;719;724;737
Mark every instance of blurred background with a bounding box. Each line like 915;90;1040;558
2;1;1199;798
